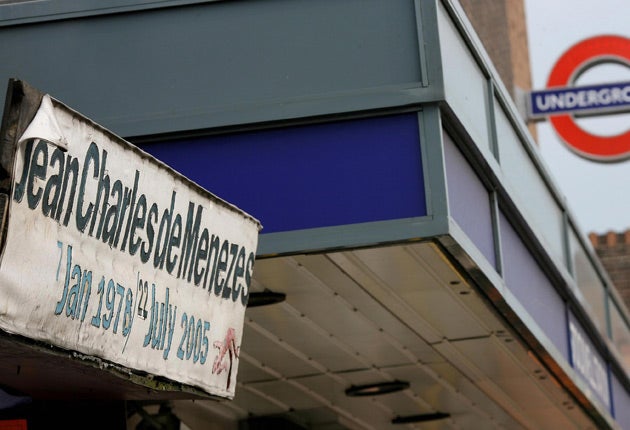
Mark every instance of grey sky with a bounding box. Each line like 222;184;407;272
525;0;630;234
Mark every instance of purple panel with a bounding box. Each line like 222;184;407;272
443;132;495;268
612;371;630;427
499;211;569;360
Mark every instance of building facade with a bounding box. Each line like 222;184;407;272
0;1;629;429
591;231;630;311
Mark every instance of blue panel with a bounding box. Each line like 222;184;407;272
140;113;426;233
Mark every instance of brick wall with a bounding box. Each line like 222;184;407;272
589;231;630;308
459;0;538;141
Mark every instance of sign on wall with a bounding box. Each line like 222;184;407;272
529;80;630;119
568;316;610;410
0;80;261;399
527;35;630;161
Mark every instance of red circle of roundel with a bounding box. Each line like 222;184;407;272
547;35;630;160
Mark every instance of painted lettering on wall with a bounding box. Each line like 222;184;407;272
569;320;610;409
13;139;255;306
0;90;259;398
10;137;255;392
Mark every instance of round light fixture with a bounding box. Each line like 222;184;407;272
247;290;286;307
392;412;450;424
345;380;409;397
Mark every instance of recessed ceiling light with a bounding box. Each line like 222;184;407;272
392;412;450;424
345;380;409;397
247;290;286;307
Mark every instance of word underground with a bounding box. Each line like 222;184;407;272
532;82;630;116
13;139;254;306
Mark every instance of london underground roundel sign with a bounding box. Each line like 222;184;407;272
541;35;630;161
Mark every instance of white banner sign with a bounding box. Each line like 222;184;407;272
569;319;610;410
0;92;261;399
